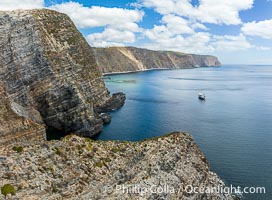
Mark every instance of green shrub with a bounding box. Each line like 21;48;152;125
111;147;121;153
55;147;65;156
1;184;16;197
12;146;23;153
104;158;111;163
55;149;61;156
52;186;58;193
85;137;94;142
86;143;92;151
78;150;83;155
94;160;105;168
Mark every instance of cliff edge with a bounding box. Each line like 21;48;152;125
93;47;221;74
0;132;234;199
0;9;125;144
0;10;234;200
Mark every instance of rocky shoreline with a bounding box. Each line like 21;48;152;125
95;92;126;127
102;68;170;76
95;93;126;113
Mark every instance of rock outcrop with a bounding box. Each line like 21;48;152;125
0;84;45;147
0;9;125;144
95;92;126;113
93;47;221;74
0;132;234;200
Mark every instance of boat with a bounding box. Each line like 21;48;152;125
198;93;206;100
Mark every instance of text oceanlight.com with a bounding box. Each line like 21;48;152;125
103;184;266;196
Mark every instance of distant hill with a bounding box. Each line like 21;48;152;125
93;46;221;74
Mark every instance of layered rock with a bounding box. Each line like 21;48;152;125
93;46;221;74
95;92;126;113
0;84;45;147
0;132;234;199
0;9;124;144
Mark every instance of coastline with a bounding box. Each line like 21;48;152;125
102;66;221;76
102;68;170;76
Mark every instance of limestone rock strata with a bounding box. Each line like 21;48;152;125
0;85;45;147
0;132;234;200
93;47;221;74
0;9;122;143
95;92;126;113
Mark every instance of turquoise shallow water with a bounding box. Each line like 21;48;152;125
97;65;272;200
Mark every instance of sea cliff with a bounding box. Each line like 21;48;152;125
0;9;233;200
0;84;45;147
0;9;125;144
93;47;221;74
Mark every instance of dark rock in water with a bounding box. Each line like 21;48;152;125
99;113;112;124
95;92;126;113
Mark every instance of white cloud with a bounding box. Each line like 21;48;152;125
143;27;214;54
1;0;265;63
256;46;271;51
191;23;209;31
212;34;253;51
87;28;136;47
161;15;194;34
0;0;44;10
139;1;266;54
50;2;144;30
141;8;254;54
49;1;145;47
242;19;272;39
137;0;254;25
143;24;254;53
87;41;126;48
144;14;209;42
195;0;254;25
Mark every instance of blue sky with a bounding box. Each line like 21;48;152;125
1;0;272;64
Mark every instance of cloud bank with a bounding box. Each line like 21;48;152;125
0;0;271;59
0;0;44;10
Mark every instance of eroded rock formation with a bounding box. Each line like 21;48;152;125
0;84;45;147
93;46;221;74
0;132;234;199
0;9;124;144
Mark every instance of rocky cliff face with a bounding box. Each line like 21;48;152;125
0;84;45;147
0;10;234;200
93;47;221;74
0;9;124;144
0;132;234;200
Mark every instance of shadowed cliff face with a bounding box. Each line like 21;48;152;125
0;9;124;144
0;85;45;146
93;47;221;74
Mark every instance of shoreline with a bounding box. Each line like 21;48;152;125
102;68;170;76
102;66;221;76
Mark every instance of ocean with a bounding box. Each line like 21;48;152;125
97;65;272;200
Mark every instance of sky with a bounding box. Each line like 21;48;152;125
1;0;272;64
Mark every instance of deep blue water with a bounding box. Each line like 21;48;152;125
97;65;272;200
